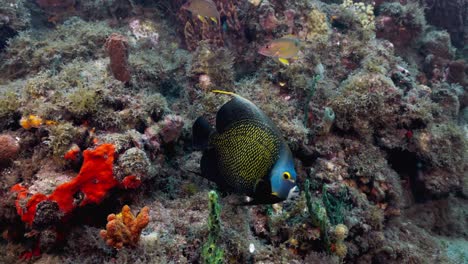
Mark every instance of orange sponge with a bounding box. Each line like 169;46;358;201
100;205;150;249
11;144;117;226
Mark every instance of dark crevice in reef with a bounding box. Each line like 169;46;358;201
294;144;320;167
386;148;427;203
0;26;17;52
68;189;131;228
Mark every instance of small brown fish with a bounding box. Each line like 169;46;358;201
258;37;301;65
181;0;220;24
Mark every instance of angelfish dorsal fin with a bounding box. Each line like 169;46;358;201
212;90;267;133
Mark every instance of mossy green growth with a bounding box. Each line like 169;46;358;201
304;179;331;249
201;190;224;264
48;122;79;159
361;55;390;74
321;185;349;226
0;91;20;130
130;47;190;93
66;88;101;119
1;17;114;79
305;179;350;253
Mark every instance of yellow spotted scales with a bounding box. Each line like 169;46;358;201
210;120;281;194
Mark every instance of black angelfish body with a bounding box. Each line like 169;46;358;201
192;91;297;204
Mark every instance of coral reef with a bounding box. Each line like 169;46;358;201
0;0;466;263
100;205;150;249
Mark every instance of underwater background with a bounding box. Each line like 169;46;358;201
0;0;467;263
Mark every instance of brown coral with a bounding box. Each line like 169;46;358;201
100;205;150;249
105;33;131;83
0;134;20;168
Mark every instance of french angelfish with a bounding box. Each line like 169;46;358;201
181;0;220;24
258;37;301;66
192;90;297;204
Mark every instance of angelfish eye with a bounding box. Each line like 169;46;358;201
282;172;291;180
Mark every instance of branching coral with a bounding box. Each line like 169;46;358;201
100;205;150;249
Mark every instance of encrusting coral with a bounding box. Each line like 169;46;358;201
100;205;150;249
